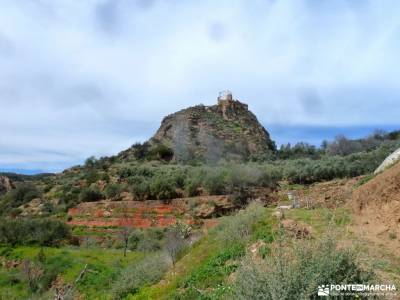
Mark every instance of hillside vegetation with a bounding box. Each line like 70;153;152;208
0;203;384;299
1;130;399;217
1;100;399;299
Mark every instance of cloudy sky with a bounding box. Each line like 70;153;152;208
1;0;400;173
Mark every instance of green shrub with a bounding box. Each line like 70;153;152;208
278;142;322;160
119;165;155;179
184;168;205;197
114;163;281;200
277;130;400;160
256;140;400;185
59;188;81;210
128;228;165;252
149;174;178;200
104;183;122;199
0;218;71;247
165;167;186;189
147;144;174;161
131;142;150;160
42;202;54;214
233;236;375;299
84;170;101;185
111;253;169;299
136;228;164;252
129;176;151;200
0;183;41;214
128;229;144;250
203;168;227;195
79;186;103;202
84;156;97;168
212;202;265;245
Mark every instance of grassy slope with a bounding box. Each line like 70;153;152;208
131;208;277;299
131;235;220;300
130;207;373;299
1;206;399;299
0;247;142;300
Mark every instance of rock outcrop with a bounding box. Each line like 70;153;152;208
66;195;235;228
0;176;15;195
150;93;275;162
374;147;400;174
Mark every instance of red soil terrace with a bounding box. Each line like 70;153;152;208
67;196;230;229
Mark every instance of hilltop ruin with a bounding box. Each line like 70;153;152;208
149;92;275;162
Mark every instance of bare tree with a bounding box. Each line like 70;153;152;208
119;204;133;257
55;264;88;300
165;225;186;266
120;226;132;257
21;259;43;292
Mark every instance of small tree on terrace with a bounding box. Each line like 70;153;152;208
22;259;43;292
119;204;133;257
120;226;132;257
165;222;190;266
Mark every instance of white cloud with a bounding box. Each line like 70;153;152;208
0;0;400;171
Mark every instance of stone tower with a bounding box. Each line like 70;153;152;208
218;90;233;103
217;91;248;120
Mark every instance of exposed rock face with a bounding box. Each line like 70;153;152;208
0;176;15;195
374;147;400;174
19;198;44;216
151;96;275;162
194;195;236;218
66;195;235;228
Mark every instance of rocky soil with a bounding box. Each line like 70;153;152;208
352;161;400;255
295;177;362;208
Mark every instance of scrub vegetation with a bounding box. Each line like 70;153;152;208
0;130;399;299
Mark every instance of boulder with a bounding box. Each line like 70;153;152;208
214;196;236;210
272;210;284;220
0;176;15;195
374;147;400;174
281;219;312;239
248;240;267;262
194;203;216;218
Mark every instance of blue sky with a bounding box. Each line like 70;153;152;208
1;0;400;174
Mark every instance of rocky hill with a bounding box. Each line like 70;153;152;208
149;92;275;162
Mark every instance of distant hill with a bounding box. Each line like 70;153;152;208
0;172;54;182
